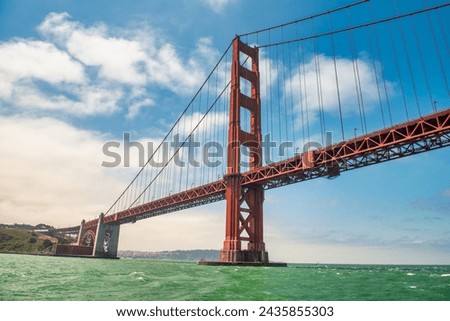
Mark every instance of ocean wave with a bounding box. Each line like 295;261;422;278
128;271;147;281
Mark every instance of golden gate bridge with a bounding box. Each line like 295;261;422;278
54;1;450;264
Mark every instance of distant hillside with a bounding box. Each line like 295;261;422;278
118;249;220;261
0;224;219;259
0;228;56;254
0;223;74;254
0;223;54;230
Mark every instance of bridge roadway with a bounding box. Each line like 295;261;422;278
52;226;82;234
83;107;450;229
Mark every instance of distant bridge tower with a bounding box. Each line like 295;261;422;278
92;213;120;257
220;37;268;263
55;214;120;258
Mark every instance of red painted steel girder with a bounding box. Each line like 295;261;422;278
102;180;227;225
52;225;81;234
83;220;98;229
241;108;450;188
81;108;450;228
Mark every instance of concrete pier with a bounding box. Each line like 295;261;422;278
198;260;287;267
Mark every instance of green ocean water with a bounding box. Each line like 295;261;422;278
0;253;449;301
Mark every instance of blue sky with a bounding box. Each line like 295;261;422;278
0;0;449;264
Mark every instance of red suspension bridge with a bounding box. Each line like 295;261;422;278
55;1;450;264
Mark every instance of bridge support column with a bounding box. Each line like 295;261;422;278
76;219;85;245
93;213;121;258
219;37;268;264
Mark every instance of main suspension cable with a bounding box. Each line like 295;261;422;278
257;3;450;49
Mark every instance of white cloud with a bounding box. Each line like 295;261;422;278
0;40;85;85
0;25;129;115
39;13;148;86
126;98;155;119
146;43;205;94
201;0;235;13
8;82;123;115
145;37;220;95
37;12;77;44
69;32;148;85
286;54;394;124
0;12;220;118
0;115;128;226
38;12;219;93
176;111;228;138
0;40;85;100
191;37;220;68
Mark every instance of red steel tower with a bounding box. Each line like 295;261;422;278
220;37;268;263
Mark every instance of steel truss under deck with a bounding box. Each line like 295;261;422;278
82;107;450;230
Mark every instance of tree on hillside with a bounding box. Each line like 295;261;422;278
43;239;53;248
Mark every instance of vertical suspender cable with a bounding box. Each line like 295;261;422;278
276;44;282;159
367;26;389;128
313;36;325;145
370;13;393;126
202;76;210;183
268;30;274;162
296;33;306;149
329;15;345;141
223;51;229;173
312;18;326;145
288;41;296;152
394;0;421;117
435;4;450;56
347;8;368;133
424;7;449;99
388;21;409;120
302;41;311;145
411;16;434;113
281;28;289;150
215;69;220;182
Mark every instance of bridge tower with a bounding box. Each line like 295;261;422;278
220;37;268;263
92;213;121;258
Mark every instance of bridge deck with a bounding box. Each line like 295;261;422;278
83;108;450;229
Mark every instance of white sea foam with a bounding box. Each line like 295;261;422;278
406;273;415;276
129;271;146;278
441;274;450;277
129;271;143;276
409;286;417;289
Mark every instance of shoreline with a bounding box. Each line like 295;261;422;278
0;251;119;259
1;252;449;266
